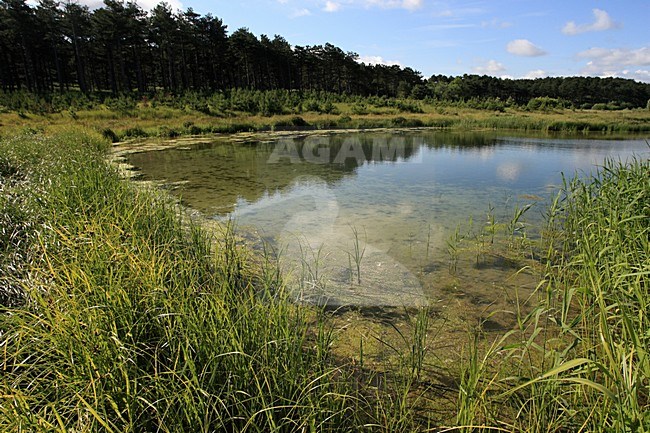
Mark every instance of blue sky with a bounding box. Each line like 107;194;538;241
83;0;650;82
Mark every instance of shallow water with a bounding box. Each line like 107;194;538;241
127;131;648;321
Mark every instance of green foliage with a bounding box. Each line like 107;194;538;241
273;116;310;130
101;127;119;143
547;157;650;431
526;96;573;111
591;101;636;111
351;103;369;115
391;117;424;127
394;100;424;113
0;131;387;432
0;158;30;307
452;157;650;431
104;95;138;114
122;127;148;138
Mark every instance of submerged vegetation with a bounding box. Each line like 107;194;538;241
1;127;648;431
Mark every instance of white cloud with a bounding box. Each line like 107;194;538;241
481;18;512;29
290;8;312;18
358;55;402;67
473;60;506;75
577;47;650;67
577;46;650;82
364;0;424;11
497;162;523;182
506;39;547;57
523;69;547;79
624;70;650;82
432;7;484;18
401;0;423;10
562;9;619;35
297;0;425;13
324;1;341;12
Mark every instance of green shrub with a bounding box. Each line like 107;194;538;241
157;126;181;138
123;127;148;138
526;96;572;111
351;103;369;115
101;128;119;143
395;100;424;113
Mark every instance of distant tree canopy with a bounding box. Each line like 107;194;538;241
425;74;650;109
1;0;649;108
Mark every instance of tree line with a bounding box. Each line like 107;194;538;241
1;0;649;108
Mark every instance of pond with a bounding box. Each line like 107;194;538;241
127;131;648;328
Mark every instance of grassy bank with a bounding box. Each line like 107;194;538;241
1;95;649;142
1;128;648;431
0;129;430;432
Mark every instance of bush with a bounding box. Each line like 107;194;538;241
391;117;425;127
351;103;369;115
260;92;285;116
273;116;310;130
104;95;137;114
101;128;119;143
395;100;424;113
526;97;572;111
157;126;181;138
123;127;148;138
303;99;321;112
188;125;204;135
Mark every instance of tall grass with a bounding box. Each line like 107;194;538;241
1;130;428;432
548;156;649;431
452;156;649;432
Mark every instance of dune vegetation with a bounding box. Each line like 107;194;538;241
1;90;650;144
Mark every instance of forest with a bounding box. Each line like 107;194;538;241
2;0;650;109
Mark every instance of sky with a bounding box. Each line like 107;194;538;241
75;0;650;82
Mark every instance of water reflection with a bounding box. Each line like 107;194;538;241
126;132;509;216
127;132;648;309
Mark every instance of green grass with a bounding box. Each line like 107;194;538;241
2;91;649;142
0;129;435;432
1;128;648;432
451;156;649;432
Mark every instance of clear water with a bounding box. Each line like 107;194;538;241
127;132;648;322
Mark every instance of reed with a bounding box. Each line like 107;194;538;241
451;156;649;432
0;129;376;432
347;225;367;285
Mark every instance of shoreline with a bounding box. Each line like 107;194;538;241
2;104;649;143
